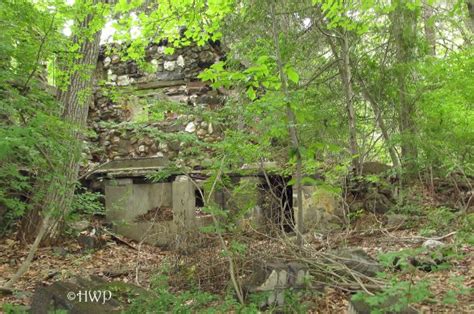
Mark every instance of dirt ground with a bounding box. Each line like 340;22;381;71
0;221;472;313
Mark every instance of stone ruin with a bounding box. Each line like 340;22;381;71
86;41;225;168
84;41;338;247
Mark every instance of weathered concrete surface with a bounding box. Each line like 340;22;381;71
104;178;134;222
105;178;176;246
294;186;338;233
105;179;172;222
172;175;196;230
114;221;176;247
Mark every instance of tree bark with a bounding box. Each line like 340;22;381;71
325;30;360;174
466;0;474;34
392;0;419;177
423;2;436;55
270;3;304;247
357;76;401;171
16;4;102;244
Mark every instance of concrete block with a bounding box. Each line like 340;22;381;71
172;175;195;229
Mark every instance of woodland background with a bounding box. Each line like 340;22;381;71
0;0;473;312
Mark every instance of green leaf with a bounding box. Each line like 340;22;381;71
246;87;256;100
286;66;299;84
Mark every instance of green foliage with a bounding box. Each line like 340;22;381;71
127;262;310;313
353;263;471;313
146;165;182;183
422;207;456;235
455;213;474;246
417;48;474;175
1;303;28;314
70;188;104;215
0;0;76;231
352;277;432;313
127;270;218;313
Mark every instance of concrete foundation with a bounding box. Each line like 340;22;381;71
99;158;337;245
105;174;202;246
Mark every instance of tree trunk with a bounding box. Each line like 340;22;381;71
326;30;360;174
16;5;102;244
466;0;474;34
340;32;360;174
423;2;436;55
358;76;401;171
392;0;419;177
270;3;304;247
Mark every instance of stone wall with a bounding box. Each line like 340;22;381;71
86;42;226;168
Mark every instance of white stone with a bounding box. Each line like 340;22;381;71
175;175;190;182
138;145;146;152
189;95;198;105
108;74;117;82
208;123;214;134
151;59;159;71
255;269;288;291
176;55;185;67
185;122;196;133
155;152;164;157
164;61;176;71
422;239;444;250
103;57;111;68
117;75;130;86
158;143;168;151
157;46;165;54
111;55;120;63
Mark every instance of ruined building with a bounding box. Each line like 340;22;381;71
84;42;335;246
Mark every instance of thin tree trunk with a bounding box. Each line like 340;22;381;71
392;0;418;177
340;32;360;174
357;75;401;171
326;31;360;174
423;2;436;55
270;2;304;247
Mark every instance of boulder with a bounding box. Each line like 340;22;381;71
243;261;309;308
422;239;444;250
30;277;127;314
364;190;393;214
331;248;383;277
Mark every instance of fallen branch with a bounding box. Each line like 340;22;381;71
381;230;457;243
103;229;137;250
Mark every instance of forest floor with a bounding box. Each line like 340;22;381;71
0;214;472;313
